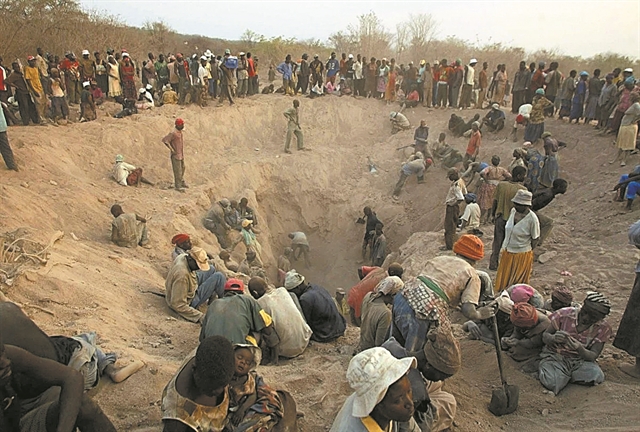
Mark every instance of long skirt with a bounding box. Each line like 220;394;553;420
617;124;638;151
108;76;122;97
558;99;572;118
613;271;640;357
122;78;136;99
377;77;387;93
477;182;497;212
524;122;544;143
495;250;534;291
610;109;626;134
539;155;559;188
96;74;109;95
570;98;584;120
584;95;599;120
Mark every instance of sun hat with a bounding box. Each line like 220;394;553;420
541;131;552;139
224;49;231;55
373;276;404;297
115;154;124;163
494;290;514;314
241;219;252;228
200;55;207;61
579;71;589;77
284;270;305;290
423;326;461;375
83;81;91;88
348;54;354;59
122;52;130;58
188;247;210;271
139;88;146;94
470;58;478;64
511;189;533;206
453;234;484;261
624;67;633;73
347;347;416;418
492;103;500;110
82;49;90;56
224;278;245;292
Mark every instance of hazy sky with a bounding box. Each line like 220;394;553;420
81;1;639;59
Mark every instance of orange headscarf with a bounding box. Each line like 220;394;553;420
510;303;539;328
453;234;484;261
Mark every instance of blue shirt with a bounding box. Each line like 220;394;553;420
276;62;293;80
326;59;340;77
299;284;346;342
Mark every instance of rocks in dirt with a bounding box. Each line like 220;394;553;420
21;182;29;188
538;251;557;264
49;180;58;186
542;408;550;416
97;197;107;203
70;232;79;241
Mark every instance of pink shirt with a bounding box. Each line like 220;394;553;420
163;130;184;160
549;307;612;358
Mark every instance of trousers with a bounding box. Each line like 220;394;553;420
0;131;17;170
436;82;448;107
444;203;460;249
190;271;227;308
393;172;409;197
171;156;185;189
285;126;303;151
539;351;605;395
460;84;473;108
490;215;507;270
536;213;554;246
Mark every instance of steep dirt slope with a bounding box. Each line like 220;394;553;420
1;94;639;431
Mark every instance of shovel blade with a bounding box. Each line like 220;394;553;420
488;384;519;416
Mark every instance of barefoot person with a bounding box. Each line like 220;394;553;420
162;118;188;192
110;204;149;248
613;220;640;378
283;99;304;153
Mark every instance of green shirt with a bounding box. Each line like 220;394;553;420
494;181;526;218
200;293;267;344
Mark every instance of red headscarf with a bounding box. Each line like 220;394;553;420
171;233;190;245
510;303;538;328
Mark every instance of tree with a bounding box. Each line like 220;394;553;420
406;13;438;55
395;22;409;60
143;20;173;53
240;29;265;46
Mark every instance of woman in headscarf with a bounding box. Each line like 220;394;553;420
610;92;640;167
613;220;640;378
607;78;636;135
478;155;511;224
544;286;575;312
569;71;589;123
539;291;613;395
584;69;603;124
119;53;136;99
495;190;540;291
493;64;507;107
377;59;389;99
524;88;553;144
507;148;527;174
502;303;550;361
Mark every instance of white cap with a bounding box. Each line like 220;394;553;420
82;49;90;56
139;88;146;94
122;52;130;58
347;347;416;417
200;55;207;60
284;270;305;290
624;68;634;73
205;49;212;56
239;52;245;56
470;58;478;64
348;54;354;59
82;81;90;87
146;83;153;90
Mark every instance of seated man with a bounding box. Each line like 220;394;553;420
358;276;404;352
347;263;404;326
285;270;346;342
448;113;465;136
136;87;154;110
112;154;153;187
483;103;506;132
110;204;149;248
543;286;575;312
330;347;416;431
288;231;311;268
539;291;613;395
0;317;117;431
391;235;495;351
161;84;178;105
249;276;312;359
401;86;420;108
502;302;551;361
390;111;411;134
339;77;352;96
91;81;105;105
200;278;280;363
161;336;236;432
392;152;433;199
165;247;226;323
170;233;224;287
237;249;266;279
261;83;275;94
463;290;515;344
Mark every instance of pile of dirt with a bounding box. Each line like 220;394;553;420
1;94;639;431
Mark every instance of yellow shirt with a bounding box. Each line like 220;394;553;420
24;66;43;94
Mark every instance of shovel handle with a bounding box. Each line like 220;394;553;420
492;315;508;387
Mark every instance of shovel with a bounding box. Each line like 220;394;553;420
488;315;519;416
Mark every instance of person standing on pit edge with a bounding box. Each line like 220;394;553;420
163;118;188;192
0;105;18;171
284;99;307;153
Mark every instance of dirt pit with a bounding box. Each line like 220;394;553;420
1;94;639;431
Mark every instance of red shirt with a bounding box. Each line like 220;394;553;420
549;307;612;358
247;58;256;77
466;130;481;156
347;267;387;318
163;129;184;160
407;90;419;101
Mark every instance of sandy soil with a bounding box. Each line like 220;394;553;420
1;93;639;431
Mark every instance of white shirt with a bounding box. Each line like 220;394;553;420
465;65;475;86
197;65;207;85
290;231;309;246
113;161;136;186
502;208;540;253
461;202;481;229
354;61;363;80
141;91;154;106
257;287;312;358
445;179;467;205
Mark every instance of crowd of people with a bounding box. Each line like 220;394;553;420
2;44;640;432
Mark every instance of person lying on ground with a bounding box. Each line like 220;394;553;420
165;247;226;323
382;326;461;432
112;154;154;187
0;321;117;432
249;277;310;359
161;336;235;432
285;270;346;342
539;291;613;395
347;263;403;326
110;204;150;248
261;84;275;94
459;193;482;236
391;235;495;352
482;103;506;132
200;278;280;364
358;276;404;352
226;343;291;431
614;165;640;210
0;302;144;392
330;347;416;432
502;302;551;361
